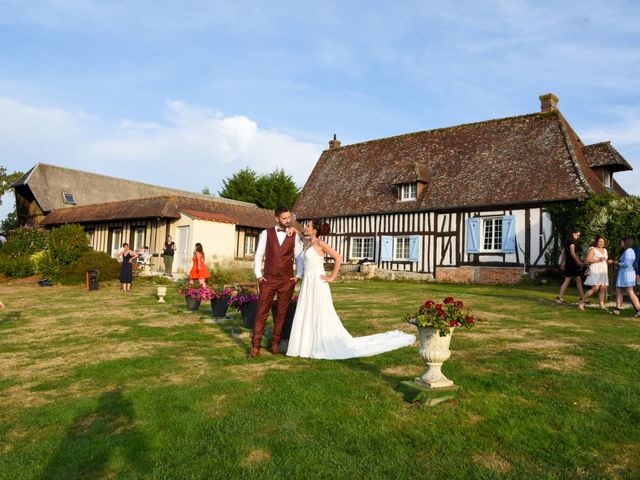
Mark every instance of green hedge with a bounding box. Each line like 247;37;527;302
58;250;121;285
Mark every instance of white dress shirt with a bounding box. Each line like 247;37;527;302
254;226;304;279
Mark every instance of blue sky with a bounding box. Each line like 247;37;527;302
1;0;639;220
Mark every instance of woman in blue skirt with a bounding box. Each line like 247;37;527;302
613;238;640;317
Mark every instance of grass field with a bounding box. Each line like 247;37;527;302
1;277;639;479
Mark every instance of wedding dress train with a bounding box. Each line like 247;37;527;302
286;247;415;359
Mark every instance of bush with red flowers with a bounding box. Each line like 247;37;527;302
405;296;478;337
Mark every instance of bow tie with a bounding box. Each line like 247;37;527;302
276;228;286;232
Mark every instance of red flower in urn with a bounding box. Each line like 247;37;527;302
406;296;480;336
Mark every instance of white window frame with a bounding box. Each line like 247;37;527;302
110;229;123;257
399;183;417;201
133;227;146;251
482;217;503;252
394;236;411;260
85;229;95;248
244;235;257;256
350;237;375;260
62;192;76;205
603;170;613;189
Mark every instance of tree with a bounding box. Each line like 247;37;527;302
1;210;19;233
218;168;260;204
202;186;211;195
219;167;299;209
0;166;23;206
256;169;299;210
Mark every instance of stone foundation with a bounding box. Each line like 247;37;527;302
435;266;525;285
339;264;526;285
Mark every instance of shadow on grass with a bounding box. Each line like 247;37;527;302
0;310;21;324
39;387;150;480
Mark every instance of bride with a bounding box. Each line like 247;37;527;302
286;219;415;359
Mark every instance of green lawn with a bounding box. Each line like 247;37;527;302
1;278;639;479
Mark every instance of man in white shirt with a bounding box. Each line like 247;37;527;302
251;206;304;357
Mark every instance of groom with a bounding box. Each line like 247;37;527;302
251;206;304;357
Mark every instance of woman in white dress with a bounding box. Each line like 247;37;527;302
286;219;415;360
578;236;612;310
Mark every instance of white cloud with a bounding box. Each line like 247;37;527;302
0;97;323;199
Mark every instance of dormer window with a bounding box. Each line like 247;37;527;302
399;183;417;201
62;192;76;205
603;170;613;189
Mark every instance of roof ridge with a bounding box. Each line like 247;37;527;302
326;111;550;151
32;163;258;207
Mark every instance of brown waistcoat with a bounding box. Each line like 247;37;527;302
263;227;295;277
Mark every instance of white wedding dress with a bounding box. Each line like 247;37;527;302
286;247;416;359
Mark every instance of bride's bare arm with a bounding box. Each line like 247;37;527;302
319;239;342;282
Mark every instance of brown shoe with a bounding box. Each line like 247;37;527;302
270;343;280;355
248;347;261;358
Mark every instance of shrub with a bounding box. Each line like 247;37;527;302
0;255;34;277
1;226;49;257
207;260;254;285
49;224;89;265
57;250;121;285
31;250;60;280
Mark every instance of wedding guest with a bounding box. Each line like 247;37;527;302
556;230;585;304
0;298;5;309
162;235;176;277
612;238;640;317
189;243;210;287
117;243;138;293
578;236;612;311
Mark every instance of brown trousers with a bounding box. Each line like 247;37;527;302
252;275;296;349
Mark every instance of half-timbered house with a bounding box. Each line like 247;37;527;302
294;94;633;284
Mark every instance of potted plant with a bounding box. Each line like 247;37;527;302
178;283;213;311
271;295;298;340
211;286;233;317
154;275;172;303
229;287;259;328
405;296;478;389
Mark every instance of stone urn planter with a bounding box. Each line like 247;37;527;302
240;301;258;329
156;285;167;303
185;296;201;311
415;326;455;389
211;295;230;317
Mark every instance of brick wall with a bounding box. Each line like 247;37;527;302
435;266;524;285
435;267;475;283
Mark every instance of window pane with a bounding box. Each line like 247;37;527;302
245;236;256;255
483;219;493;250
494;219;503;250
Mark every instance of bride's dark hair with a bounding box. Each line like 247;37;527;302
310;219;330;237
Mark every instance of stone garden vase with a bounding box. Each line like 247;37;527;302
156;285;167;303
415;326;455;389
185;296;201;311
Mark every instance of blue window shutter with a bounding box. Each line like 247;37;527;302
409;235;420;262
466;217;481;253
380;236;393;261
501;215;516;253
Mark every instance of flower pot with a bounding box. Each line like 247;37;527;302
211;295;230;317
185;296;201;311
240;301;258;329
271;302;297;339
415;326;455;389
156;285;167;303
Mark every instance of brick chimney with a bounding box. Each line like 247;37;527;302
328;134;341;149
539;93;559;113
